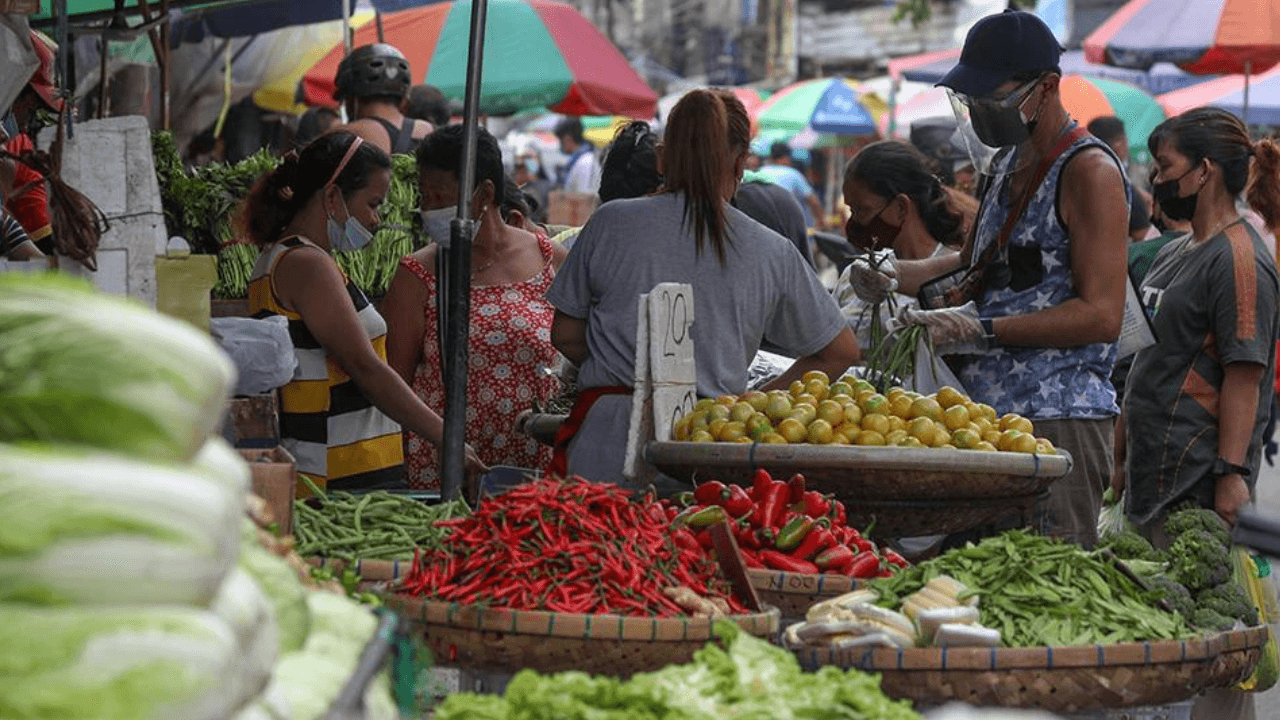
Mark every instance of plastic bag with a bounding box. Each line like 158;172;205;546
1233;548;1280;691
210;316;297;396
0;17;38;118
747;350;798;391
907;340;967;396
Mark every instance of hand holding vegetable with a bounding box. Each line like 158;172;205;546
846;253;898;304
1215;474;1251;528
896;301;986;354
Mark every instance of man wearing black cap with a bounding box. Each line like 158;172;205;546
848;10;1130;548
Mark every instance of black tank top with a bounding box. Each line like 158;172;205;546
372;116;421;154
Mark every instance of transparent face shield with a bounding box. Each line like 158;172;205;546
946;76;1043;179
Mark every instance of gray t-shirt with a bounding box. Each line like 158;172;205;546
547;192;847;484
1124;220;1279;525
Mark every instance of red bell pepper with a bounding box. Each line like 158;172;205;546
814;544;854;571
750;468;773;501
853;536;875;553
883;549;909;568
723;484;754;518
848;550;882;579
750;480;789;528
754;526;778;548
792;526;835;561
786;473;807;504
801;491;831;519
665;506;681;522
775;515;815;551
672;528;701;554
693;480;730;506
759;549;819;574
831;500;847;526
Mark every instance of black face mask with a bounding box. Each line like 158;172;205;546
1150;213;1168;234
967;80;1043;149
1152;167;1201;222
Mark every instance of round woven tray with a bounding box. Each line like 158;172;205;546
382;594;781;677
645;442;1071;538
306;557;407;582
747;569;860;620
792;627;1269;713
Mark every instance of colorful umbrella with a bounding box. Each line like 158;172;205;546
1084;0;1280;76
753;78;887;137
884;75;1166;161
300;0;657;119
1159;63;1280;126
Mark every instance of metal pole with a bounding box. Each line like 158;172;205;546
376;12;385;43
341;0;352;54
1242;60;1251;127
56;0;71;138
439;0;489;501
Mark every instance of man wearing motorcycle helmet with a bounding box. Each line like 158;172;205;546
333;43;433;155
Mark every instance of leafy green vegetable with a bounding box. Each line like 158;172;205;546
238;538;310;653
0;273;236;462
0;444;241;606
0;604;247;720
1196;582;1258;626
870;530;1193;646
1148;575;1195;618
433;620;921;720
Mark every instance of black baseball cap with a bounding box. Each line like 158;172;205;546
938;10;1062;99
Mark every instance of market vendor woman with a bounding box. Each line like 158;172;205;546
244;131;483;494
547;89;859;488
1115;108;1280;532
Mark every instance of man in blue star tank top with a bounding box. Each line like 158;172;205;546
844;10;1131;547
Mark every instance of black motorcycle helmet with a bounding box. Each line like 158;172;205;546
908;116;968;187
334;44;412;102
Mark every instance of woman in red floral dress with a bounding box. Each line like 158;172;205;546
383;125;567;489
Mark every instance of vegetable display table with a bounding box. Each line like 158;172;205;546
645;442;1072;539
383;595;781;678
791;626;1269;713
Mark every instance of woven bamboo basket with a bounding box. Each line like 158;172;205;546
791;627;1270;713
645;442;1072;538
747;569;860;620
381;594;781;677
306;557;408;583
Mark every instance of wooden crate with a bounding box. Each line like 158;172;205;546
224;391;280;449
239;447;296;536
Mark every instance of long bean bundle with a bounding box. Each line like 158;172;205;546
293;487;469;561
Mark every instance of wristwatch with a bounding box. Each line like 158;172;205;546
979;317;998;347
1210;457;1252;480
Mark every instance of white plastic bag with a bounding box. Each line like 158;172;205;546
907;340;968;397
211;316;297;395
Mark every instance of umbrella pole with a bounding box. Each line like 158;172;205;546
439;0;490;501
341;0;352;54
1243;61;1251;127
376;13;385;43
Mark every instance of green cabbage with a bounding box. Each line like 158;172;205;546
0;603;247;720
0;444;242;606
0;273;236;462
238;542;310;653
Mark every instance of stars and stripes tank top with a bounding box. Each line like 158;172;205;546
247;236;405;493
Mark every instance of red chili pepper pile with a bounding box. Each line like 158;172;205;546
663;470;909;579
400;477;749;617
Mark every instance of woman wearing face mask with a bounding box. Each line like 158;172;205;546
244;132;485;494
835;141;976;348
382;125;568;490
1115;107;1280;543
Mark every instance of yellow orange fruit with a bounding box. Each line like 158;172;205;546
764;394;793;422
803;370;831;385
718;421;748;442
887;415;908;433
936;386;966;409
854;430;887;446
777;417;807;444
951;428;980;450
942;404;971;431
730;401;755;423
860;393;890;416
803;378;829;402
888;393;915;419
789;404;817;426
807;419;835;444
690;430;714;443
789;380;806;398
816;400;845;426
909;396;943;421
861;413;891;436
997;429;1024;452
741;390;769;412
708;404;732;422
886;429;910;446
908;417;937;446
1010;433;1038;453
975;440;998;452
673;416;691;441
760;432;788;444
745;412;773;439
828;381;855;399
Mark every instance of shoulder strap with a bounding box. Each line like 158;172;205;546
393;118;416;155
993;125;1090;253
369;116;407;153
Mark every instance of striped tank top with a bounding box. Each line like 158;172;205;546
247;237;405;493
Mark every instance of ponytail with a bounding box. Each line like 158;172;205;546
1247;138;1280;234
662;89;749;264
242;131;390;247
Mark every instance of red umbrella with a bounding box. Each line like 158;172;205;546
1084;0;1280;121
300;0;657;118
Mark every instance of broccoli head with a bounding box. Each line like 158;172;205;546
1165;507;1231;548
1099;530;1163;562
1190;607;1237;632
1147;576;1195;618
1197;582;1259;626
1170;530;1231;592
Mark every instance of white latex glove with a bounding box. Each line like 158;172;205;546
846;252;899;304
898;301;987;354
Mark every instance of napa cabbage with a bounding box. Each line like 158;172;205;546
0;273;236;462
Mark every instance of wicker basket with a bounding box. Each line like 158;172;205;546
792;627;1270;713
382;594;781;677
645;442;1071;538
306;557;408;582
747;569;860;620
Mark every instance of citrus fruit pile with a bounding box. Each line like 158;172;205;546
670;372;1056;453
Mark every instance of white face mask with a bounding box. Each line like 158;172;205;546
419;207;454;246
327;193;374;252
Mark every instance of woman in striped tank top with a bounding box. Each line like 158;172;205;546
243;132;485;494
